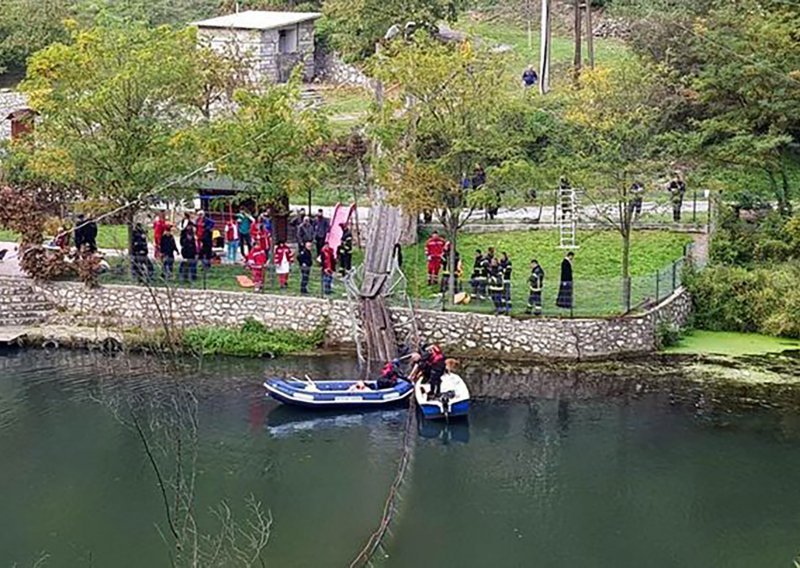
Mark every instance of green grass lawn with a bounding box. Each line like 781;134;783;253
97;229;690;317
0;225;131;250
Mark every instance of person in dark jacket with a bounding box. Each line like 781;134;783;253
297;217;314;248
180;225;198;284
337;223;353;275
522;65;539;88
525;259;545;315
470;249;486;297
412;345;446;400
319;241;336;295
313;209;330;256
159;225;177;280
487;260;505;316
131;223;153;282
298;241;313;294
84;217;98;253
198;214;215;269
556;252;574;311
500;252;512;314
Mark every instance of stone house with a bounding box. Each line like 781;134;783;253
193;10;321;84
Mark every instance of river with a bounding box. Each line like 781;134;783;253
1;349;800;567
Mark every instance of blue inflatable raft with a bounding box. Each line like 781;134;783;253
264;377;414;409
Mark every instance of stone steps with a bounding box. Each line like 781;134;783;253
0;277;55;327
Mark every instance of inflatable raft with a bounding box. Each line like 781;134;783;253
415;373;470;420
264;377;413;409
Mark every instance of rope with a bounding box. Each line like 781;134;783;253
349;395;417;568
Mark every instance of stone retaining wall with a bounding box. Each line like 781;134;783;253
32;281;691;360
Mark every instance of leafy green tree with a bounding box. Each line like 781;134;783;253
322;0;463;62
20;22;205;253
199;73;329;236
370;37;548;299
0;0;73;75
557;57;674;308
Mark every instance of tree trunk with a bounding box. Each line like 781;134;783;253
447;217;457;302
573;0;582;83
585;0;595;68
621;228;631;312
399;209;418;245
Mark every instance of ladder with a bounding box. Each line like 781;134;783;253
558;185;580;249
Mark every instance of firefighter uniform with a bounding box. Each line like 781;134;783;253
526;263;545;315
500;257;513;314
488;268;505;315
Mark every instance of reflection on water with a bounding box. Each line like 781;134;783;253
2;348;800;567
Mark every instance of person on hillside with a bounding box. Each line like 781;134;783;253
525;259;545;316
237;208;255;258
556;251;575;311
159;225;177;280
224;217;239;262
488;260;505;316
500;252;513;314
425;230;446;286
132;223;153;283
153;210;168;261
274;240;294;289
522;65;539;88
412;344;446;400
313;209;330;256
319;241;336;296
246;240;267;292
337;223;353;275
179;224;198;284
298;216;315;248
668;173;686;222
298;240;313;294
629;182;644;218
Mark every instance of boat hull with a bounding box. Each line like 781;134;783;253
414;373;471;420
264;378;413;410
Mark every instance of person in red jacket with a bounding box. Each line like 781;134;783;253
425;231;446;285
273;240;294;289
153;210;168;260
246;241;267;292
318;242;336;295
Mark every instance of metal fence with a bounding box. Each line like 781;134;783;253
98;242;696;319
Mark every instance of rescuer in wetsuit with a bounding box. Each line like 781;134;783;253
412;345;446;400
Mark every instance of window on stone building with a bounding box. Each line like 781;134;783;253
278;26;298;54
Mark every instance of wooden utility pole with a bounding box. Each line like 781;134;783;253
539;0;552;94
585;1;595;69
573;0;582;82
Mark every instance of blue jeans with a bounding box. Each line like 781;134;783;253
180;259;197;283
226;240;238;262
322;272;333;295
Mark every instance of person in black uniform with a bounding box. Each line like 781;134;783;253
525;259;545;315
556;252;574;311
500;252;512;315
488;260;505;316
337;223;353;275
298;241;313;294
179;224;198;284
412;345;446;400
159;225;177;280
470;249;486;297
131;223;153;282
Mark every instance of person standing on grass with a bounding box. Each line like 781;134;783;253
290;208;306;244
313;209;330;256
337;223;353;275
488;260;505;316
298;240;313;294
425;230;446;286
525;259;545;316
237;208;255;258
668;173;686;223
179;224;198;284
132;223;153;283
319;241;336;296
198;212;215;269
556;251;575;311
298;216;314;249
160;225;177;280
274;240;294;289
500;251;513;314
224;217;238;262
522;65;539;88
246;240;267;292
84;216;98;253
153;210;168;261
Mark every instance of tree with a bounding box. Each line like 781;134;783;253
370;37;548;300
20;22;205;254
200;72;329;239
322;0;464;62
557;58;674;309
0;0;72;75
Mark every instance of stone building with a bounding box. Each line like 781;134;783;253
193;10;321;84
0;90;28;142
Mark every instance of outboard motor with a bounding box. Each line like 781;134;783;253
440;390;455;415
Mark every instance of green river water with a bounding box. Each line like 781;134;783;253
2;349;800;567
